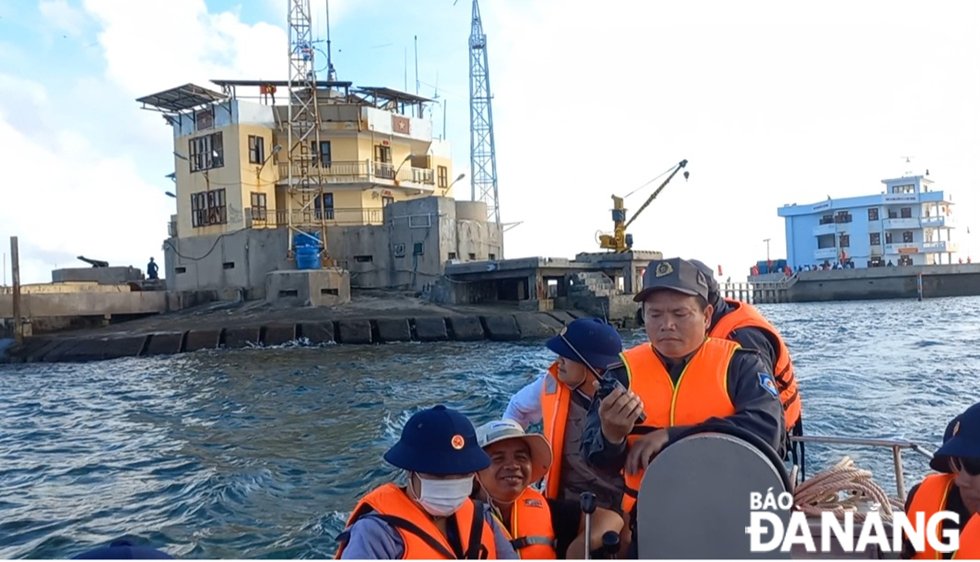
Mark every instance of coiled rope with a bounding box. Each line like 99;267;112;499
793;456;904;521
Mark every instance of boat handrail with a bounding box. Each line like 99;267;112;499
790;434;935;503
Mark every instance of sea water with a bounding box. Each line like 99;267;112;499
1;297;978;558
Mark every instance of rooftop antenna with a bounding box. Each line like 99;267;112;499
324;0;336;81
414;35;420;96
901;155;914;177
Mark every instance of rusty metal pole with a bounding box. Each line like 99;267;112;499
11;236;22;344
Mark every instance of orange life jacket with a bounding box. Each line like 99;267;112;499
710;298;802;431
906;473;956;559
954;513;980;559
540;361;570;500
619;337;738;514
334;483;497;560
502;487;557;559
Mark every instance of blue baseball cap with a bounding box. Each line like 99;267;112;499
384;405;491;475
546;318;623;372
930;402;980;472
73;540;172;559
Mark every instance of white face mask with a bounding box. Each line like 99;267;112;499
414;474;473;517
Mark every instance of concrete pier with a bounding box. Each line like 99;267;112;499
2;310;589;364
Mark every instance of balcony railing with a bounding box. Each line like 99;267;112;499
275;159;437;189
921;215;953;228
884;243;921;255
922;241;958;253
270;207;384;227
882;217;921;230
813;247;839;260
811;223;838;236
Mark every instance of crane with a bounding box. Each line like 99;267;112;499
598;159;689;253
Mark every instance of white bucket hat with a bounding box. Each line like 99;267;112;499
475;419;553;482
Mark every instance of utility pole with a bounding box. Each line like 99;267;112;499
763;238;771;262
11;237;21;344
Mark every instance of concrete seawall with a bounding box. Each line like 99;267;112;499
3;310;585;364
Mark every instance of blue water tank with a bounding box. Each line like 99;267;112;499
295;245;321;270
295;231;320;248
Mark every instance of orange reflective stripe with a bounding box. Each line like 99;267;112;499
711;299;802;430
907;473;955;559
334;483;498;559
619;338;737;513
540;361;569;500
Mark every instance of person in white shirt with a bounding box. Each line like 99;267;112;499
503;317;626;512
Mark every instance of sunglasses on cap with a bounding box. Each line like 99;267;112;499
949;456;980;476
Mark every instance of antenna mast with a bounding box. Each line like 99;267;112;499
286;0;328;260
325;0;336;81
468;0;500;226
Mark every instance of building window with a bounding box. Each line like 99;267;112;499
413;242;424;256
888;209;898;219
868;208;879;221
816;234;835;249
248;135;265;164
250;192;267;222
834;211;852;223
839;234;850;248
312;141;331;167
374;144;392;163
870;232;881;246
314;192;334;220
438;166;448;188
885;232;893;244
190;189;227;227
188;132;224;172
903;231;914;243
900;207;912;218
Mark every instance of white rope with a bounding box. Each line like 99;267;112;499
793;456;904;522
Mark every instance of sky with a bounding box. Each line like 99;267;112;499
1;0;978;285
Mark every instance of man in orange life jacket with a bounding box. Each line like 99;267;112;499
503;318;626;511
686;259;803;452
581;257;785;556
902;402;980;560
473;419;625;559
335;405;518;559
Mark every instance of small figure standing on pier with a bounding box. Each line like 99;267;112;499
147;257;159;280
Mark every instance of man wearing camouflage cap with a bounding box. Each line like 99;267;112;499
581;257;784;554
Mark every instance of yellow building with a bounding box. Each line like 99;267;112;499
137;81;500;297
139;81;458;241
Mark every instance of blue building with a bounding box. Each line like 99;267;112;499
777;175;957;269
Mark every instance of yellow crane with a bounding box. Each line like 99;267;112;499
598;159;689;253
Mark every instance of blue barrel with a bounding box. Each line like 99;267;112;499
295;245;321;270
295;231;320;248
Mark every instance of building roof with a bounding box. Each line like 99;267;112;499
136;83;228;112
210;78;354;89
356;86;433;104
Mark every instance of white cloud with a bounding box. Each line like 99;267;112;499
38;0;89;37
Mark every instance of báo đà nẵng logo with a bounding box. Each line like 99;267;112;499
744;489;960;554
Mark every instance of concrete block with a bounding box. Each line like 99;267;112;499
514;313;559;339
482;315;521;341
17;337;59;363
65;338;108;362
146;332;184;356
224;326;261;348
546;311;577;325
565;310;584;319
263;324;297;346
102;335;149;359
376;319;412;342
300;322;334;344
265;269;351;307
41;339;82;362
534;313;566;331
414;317;449;342
185;329;222;352
337;319;372;344
448;316;485;341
